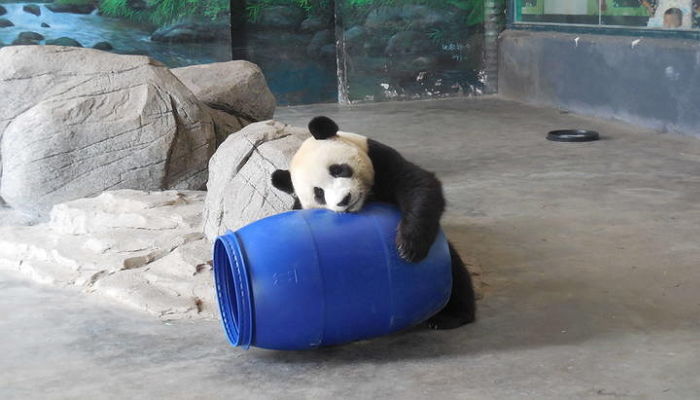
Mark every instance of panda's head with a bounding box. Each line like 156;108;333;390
272;116;374;212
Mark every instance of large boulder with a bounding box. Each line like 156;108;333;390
172;60;276;122
202;120;308;240
207;107;246;147
0;5;6;16
0;18;13;28
0;46;216;215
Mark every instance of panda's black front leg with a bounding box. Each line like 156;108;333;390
396;216;440;263
393;165;446;263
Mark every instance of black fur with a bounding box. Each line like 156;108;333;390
367;139;444;263
271;170;294;194
366;139;476;329
314;187;326;205
270;117;476;329
308;116;338;140
337;193;352;207
426;242;476;329
329;163;354;178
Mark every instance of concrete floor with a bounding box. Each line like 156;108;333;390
3;97;700;399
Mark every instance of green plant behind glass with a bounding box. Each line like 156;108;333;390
99;0;230;26
246;0;333;21
343;0;484;27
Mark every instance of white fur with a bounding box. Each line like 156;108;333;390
290;132;374;212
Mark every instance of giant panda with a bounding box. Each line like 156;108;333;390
271;116;476;329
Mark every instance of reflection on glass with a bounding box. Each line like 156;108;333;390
233;0;487;105
338;0;485;102
237;0;338;105
0;1;232;67
515;0;700;29
518;0;600;25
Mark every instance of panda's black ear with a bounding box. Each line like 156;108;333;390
271;169;295;194
308;116;338;140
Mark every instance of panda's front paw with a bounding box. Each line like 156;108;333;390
396;224;432;263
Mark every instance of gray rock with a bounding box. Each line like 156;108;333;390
41;22;50;28
0;46;216;215
23;4;41;16
172;60;276;122
362;35;387;57
12;31;44;45
344;26;366;45
252;5;305;30
202;120;309;240
0;5;6;16
306;29;333;58
365;6;400;30
320;44;336;60
365;5;455;31
46;3;96;14
93;41;113;51
0;190;217;321
46;37;83;47
151;21;229;43
347;55;388;74
300;16;327;32
0;201;36;226
0;18;13;28
385;31;439;78
385;31;436;57
152;26;211;43
207;106;245;147
19;31;44;41
400;5;456;28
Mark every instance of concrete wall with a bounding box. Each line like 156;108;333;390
499;30;700;137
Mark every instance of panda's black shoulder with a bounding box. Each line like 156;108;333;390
366;138;441;204
367;138;406;175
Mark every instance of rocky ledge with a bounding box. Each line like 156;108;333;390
0;190;216;320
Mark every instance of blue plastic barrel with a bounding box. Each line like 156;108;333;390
213;203;452;350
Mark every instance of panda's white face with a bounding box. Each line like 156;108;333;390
290;132;374;213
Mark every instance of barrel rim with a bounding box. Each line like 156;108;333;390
213;233;254;348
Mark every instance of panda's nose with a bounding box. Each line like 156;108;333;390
337;193;351;207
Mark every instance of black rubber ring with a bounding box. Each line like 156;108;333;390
547;130;600;142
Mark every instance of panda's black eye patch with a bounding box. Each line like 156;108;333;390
329;164;354;178
314;187;326;205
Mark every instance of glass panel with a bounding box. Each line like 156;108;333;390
0;0;233;68
233;0;338;105
514;0;700;30
628;1;697;29
337;0;486;103
516;0;601;24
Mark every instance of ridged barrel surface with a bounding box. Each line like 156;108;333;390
214;203;452;350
